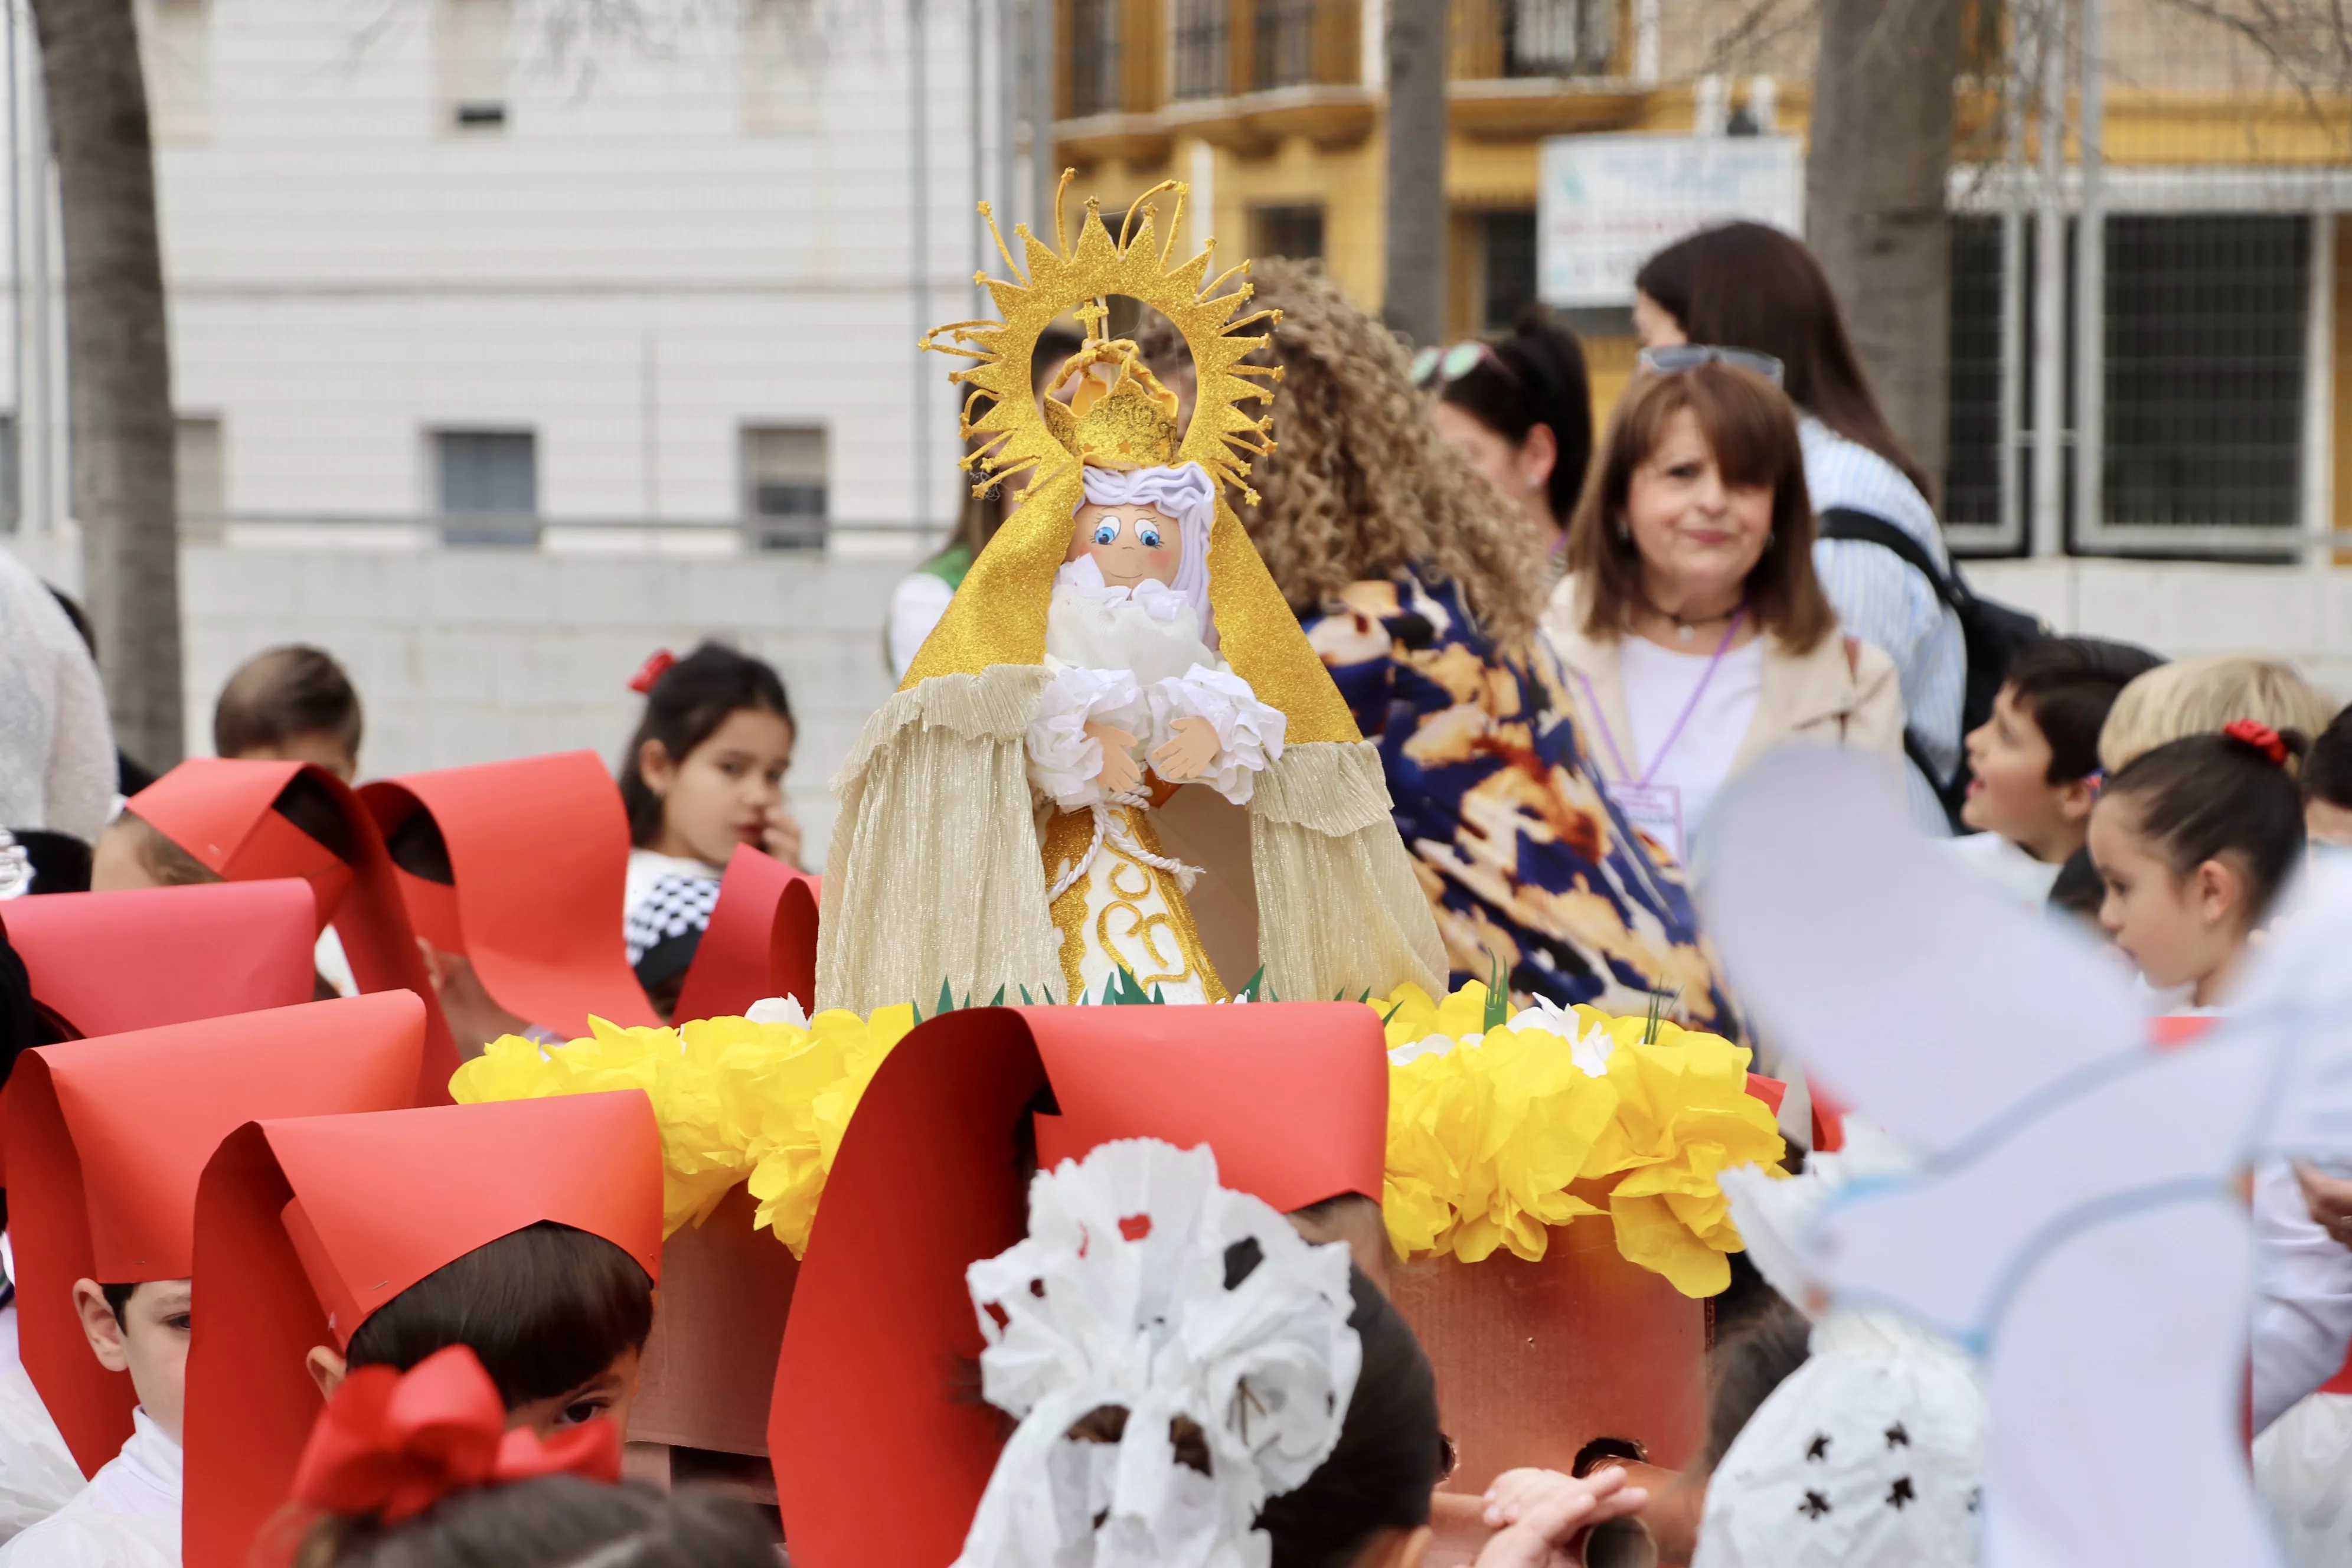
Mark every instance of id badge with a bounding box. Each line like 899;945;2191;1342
1606;781;1685;865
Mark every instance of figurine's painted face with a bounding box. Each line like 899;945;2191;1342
1068;499;1184;589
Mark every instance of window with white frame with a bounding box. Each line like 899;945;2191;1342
1942;207;2315;554
436;430;538;547
438;0;512;131
741;426;828;551
176;416;226;528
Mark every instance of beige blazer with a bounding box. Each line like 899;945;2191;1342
1541;574;1905;785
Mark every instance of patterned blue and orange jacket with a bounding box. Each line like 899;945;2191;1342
1304;568;1742;1034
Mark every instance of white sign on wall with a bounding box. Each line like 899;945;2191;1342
1537;134;1806;308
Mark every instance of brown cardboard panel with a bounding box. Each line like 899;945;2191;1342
631;1184;800;1455
1390;1219;1707;1494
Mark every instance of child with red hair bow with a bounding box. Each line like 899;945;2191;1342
283;1345;775;1568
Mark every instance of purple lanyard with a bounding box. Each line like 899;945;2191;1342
1576;609;1748;788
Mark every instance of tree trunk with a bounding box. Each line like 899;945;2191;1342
1805;0;1967;496
30;0;183;769
1381;0;1448;348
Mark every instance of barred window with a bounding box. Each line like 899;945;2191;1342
1172;0;1229;99
1253;0;1315;90
1249;204;1324;261
1504;0;1612;77
2101;214;2307;532
1068;0;1123;117
1942;214;2004;532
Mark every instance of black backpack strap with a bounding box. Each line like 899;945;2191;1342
1816;507;1968;615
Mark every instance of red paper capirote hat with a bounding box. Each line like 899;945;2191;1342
769;1002;1387;1568
125;759;459;1102
182;1091;662;1568
0;881;317;1044
360;753;658;1039
6;991;426;1476
672;843;819;1023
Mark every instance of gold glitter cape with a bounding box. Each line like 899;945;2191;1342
815;178;1445;1012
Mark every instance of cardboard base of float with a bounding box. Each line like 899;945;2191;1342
1388;1216;1708;1498
623;1184;798;1507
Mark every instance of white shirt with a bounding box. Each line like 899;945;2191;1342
0;1361;81;1542
1612;635;1764;862
887;571;957;682
623;847;723;918
1941;831;2063;912
1802;417;1964;837
2253;1159;2352;1436
0;546;113;844
0;1407;180;1567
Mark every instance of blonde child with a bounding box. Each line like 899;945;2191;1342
2098;653;2335;775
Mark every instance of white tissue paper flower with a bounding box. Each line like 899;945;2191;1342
954;1139;1361;1568
743;995;811;1028
1029;667;1149;811
1144;666;1288;806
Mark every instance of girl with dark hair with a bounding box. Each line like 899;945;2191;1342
2087;719;2309;1011
615;642;797;1014
1635;222;1965;835
288;1347;777;1568
1415;306;1596;566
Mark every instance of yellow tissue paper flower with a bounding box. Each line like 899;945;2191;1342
1373;983;1786;1295
449;1005;916;1254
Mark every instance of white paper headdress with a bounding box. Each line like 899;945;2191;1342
953;1138;1362;1568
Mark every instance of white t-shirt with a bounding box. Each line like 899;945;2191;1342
0;1407;179;1566
887;572;957;682
1612;636;1765;864
1942;831;2063;912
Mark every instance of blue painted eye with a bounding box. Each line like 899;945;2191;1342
1093;522;1118;546
1137;524;1164;549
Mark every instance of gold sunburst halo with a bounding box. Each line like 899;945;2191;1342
901;170;1358;750
918;173;1282;508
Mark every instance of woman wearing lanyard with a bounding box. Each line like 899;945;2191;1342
1541;349;1902;868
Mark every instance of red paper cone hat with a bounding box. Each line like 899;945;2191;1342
0;881;318;1044
6;991;426;1477
126;759;459;1102
360;753;658;1039
769;1002;1387;1568
183;1092;662;1568
672;844;819;1023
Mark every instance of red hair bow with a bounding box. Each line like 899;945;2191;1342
292;1344;621;1525
628;649;678;695
2225;718;2289;765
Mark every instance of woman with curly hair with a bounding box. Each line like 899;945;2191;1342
1140;260;1734;1027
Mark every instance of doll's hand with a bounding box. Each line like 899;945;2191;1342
1474;1468;1647;1568
1086;724;1142;796
764;801;805;870
1149;716;1220;783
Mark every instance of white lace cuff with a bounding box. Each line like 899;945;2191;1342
1145;664;1288;805
1027;665;1145;811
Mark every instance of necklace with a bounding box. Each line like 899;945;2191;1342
1639;592;1746;646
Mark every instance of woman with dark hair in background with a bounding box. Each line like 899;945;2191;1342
1416;306;1596;570
1139;261;1737;1029
1635;221;1965;836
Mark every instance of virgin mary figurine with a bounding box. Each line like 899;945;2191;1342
815;181;1445;1012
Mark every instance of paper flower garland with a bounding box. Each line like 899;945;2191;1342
449;1000;913;1253
451;982;1781;1294
1377;982;1786;1298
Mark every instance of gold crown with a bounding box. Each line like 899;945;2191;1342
1041;337;1181;470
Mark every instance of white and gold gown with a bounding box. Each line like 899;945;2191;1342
1024;557;1285;1003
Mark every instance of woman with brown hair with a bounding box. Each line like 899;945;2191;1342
1635;222;1964;834
1544;357;1902;868
1141;260;1734;1028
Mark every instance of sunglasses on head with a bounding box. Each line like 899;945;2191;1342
1635;344;1786;387
1410;339;1523;390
